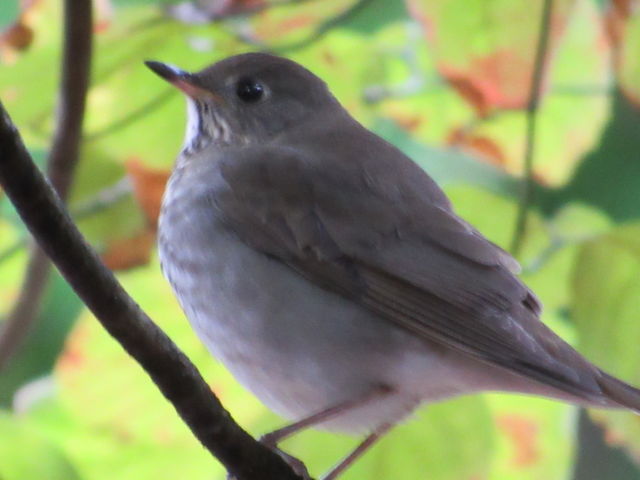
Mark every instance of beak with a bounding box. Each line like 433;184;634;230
144;60;207;99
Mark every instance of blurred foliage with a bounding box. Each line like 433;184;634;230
1;0;640;479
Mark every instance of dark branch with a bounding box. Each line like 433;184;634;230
47;0;93;198
510;0;553;256
0;104;305;480
0;0;93;369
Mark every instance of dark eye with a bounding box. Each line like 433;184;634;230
236;78;264;103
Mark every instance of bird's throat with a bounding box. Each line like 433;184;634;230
182;97;206;154
182;97;233;155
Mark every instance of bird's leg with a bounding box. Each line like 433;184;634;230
259;385;392;480
261;386;390;445
321;422;393;480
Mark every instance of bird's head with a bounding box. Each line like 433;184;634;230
145;53;337;154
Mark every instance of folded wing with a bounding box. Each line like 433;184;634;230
212;144;636;406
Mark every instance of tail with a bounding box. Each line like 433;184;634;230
596;371;640;414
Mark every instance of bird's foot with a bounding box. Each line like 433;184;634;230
271;445;312;480
224;444;311;480
260;435;312;480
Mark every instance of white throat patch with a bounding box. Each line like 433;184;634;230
183;97;200;152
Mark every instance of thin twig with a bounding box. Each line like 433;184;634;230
0;103;304;480
510;0;554;257
225;0;373;52
0;178;133;267
0;0;93;370
86;89;174;142
71;176;133;218
277;0;373;52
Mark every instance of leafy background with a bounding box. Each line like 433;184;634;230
1;0;640;479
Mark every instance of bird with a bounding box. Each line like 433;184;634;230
145;52;640;480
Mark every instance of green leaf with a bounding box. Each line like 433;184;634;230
548;89;640;222
0;0;19;30
275;396;494;480
342;0;409;34
618;9;640;108
571;223;640;458
548;203;612;241
487;394;575;480
0;411;81;480
403;0;610;186
373;118;519;197
0;272;84;407
406;0;577;112
53;259;243;480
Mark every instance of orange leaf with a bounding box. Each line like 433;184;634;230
101;230;155;271
94;0;114;34
607;2;640;109
439;50;536;116
57;322;91;377
125;158;170;230
0;0;40;60
0;22;33;51
407;0;576;115
387;111;424;132
447;127;507;167
248;1;355;44
496;414;540;468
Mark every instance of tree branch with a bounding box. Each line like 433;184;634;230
0;0;93;369
0;104;305;480
510;0;553;257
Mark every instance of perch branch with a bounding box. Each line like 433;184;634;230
0;103;305;480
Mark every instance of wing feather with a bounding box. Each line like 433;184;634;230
212;144;604;400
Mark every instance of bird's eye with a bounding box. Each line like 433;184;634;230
235;78;264;103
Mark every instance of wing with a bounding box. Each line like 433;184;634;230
211;142;606;400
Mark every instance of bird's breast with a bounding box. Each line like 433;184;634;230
156;167;531;432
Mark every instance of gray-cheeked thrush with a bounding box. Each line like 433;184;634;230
146;53;640;480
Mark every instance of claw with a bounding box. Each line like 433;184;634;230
226;442;312;480
269;445;312;480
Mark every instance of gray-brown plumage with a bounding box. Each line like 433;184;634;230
147;53;640;479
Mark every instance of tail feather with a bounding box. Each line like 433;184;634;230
597;371;640;413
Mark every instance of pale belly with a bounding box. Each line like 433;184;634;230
158;222;516;433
